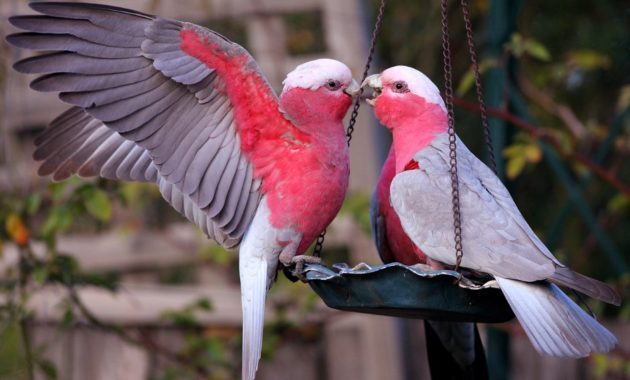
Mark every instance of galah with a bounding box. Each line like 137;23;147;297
363;65;620;357
371;147;485;376
7;3;359;379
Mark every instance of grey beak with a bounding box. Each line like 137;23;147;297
361;74;382;106
343;78;361;96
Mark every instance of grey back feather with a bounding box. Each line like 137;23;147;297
9;2;267;248
390;133;559;281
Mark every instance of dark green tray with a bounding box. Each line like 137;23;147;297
304;262;514;323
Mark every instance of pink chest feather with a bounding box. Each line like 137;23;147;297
181;30;350;253
376;148;426;265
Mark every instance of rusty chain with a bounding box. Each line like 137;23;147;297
345;0;388;145
440;0;465;272
312;0;388;259
460;0;497;174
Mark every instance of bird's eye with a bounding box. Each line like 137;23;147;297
392;81;409;93
325;80;341;91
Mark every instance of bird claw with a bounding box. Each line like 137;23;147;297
284;255;322;283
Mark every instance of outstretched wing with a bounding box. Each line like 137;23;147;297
8;2;292;248
390;133;558;281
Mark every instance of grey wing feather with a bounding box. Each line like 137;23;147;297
9;2;269;248
37;107;253;244
390;133;556;281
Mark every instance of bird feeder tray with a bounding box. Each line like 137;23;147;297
303;262;514;323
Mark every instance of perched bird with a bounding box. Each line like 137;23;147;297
7;3;359;379
362;65;620;357
371;147;487;379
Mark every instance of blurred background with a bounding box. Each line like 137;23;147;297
0;0;628;379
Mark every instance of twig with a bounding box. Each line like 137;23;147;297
454;97;630;199
64;284;210;377
19;317;34;380
18;254;34;380
518;74;587;138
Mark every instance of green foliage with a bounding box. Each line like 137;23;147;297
505;33;551;61
456;58;498;96
608;193;630;214
371;0;630;309
161;297;213;329
198;245;234;267
0;320;28;379
36;359;57;380
340;192;372;235
591;352;630;379
502;133;543;179
81;188;111;222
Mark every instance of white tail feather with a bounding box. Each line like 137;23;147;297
496;277;617;357
240;254;269;380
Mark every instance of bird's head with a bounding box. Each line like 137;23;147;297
280;59;359;124
361;66;446;129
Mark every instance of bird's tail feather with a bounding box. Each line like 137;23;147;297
496;277;617;357
240;255;268;380
550;267;620;306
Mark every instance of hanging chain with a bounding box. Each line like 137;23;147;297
345;0;388;145
440;0;464;272
312;229;327;258
460;0;496;174
312;0;388;258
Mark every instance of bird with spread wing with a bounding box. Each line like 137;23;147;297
7;2;360;379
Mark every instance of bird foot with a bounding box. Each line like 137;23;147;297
285;255;322;282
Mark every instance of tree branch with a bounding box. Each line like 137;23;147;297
65;284;210;377
517;74;587;138
18;253;34;380
454;97;630;199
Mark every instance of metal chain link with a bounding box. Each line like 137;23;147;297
345;0;388;145
460;0;497;174
312;0;388;258
440;0;465;271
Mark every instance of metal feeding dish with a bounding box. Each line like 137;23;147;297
303;262;514;323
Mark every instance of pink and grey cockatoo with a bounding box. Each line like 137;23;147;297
371;147;485;377
7;3;359;379
363;65;620;357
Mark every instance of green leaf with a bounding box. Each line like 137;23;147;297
456;59;497;96
79;272;118;292
456;70;475;96
506;33;525;56
42;206;74;238
84;189;112;222
607;193;630;214
503;144;524;158
506;155;527;179
199;245;233;266
524;39;551;61
32;267;48;284
61;307;74;329
37;358;58;379
195;297;213;311
591;353;609;378
26;194;42;215
47;182;66;202
161;309;200;328
523;144;542;162
567;50;611;70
